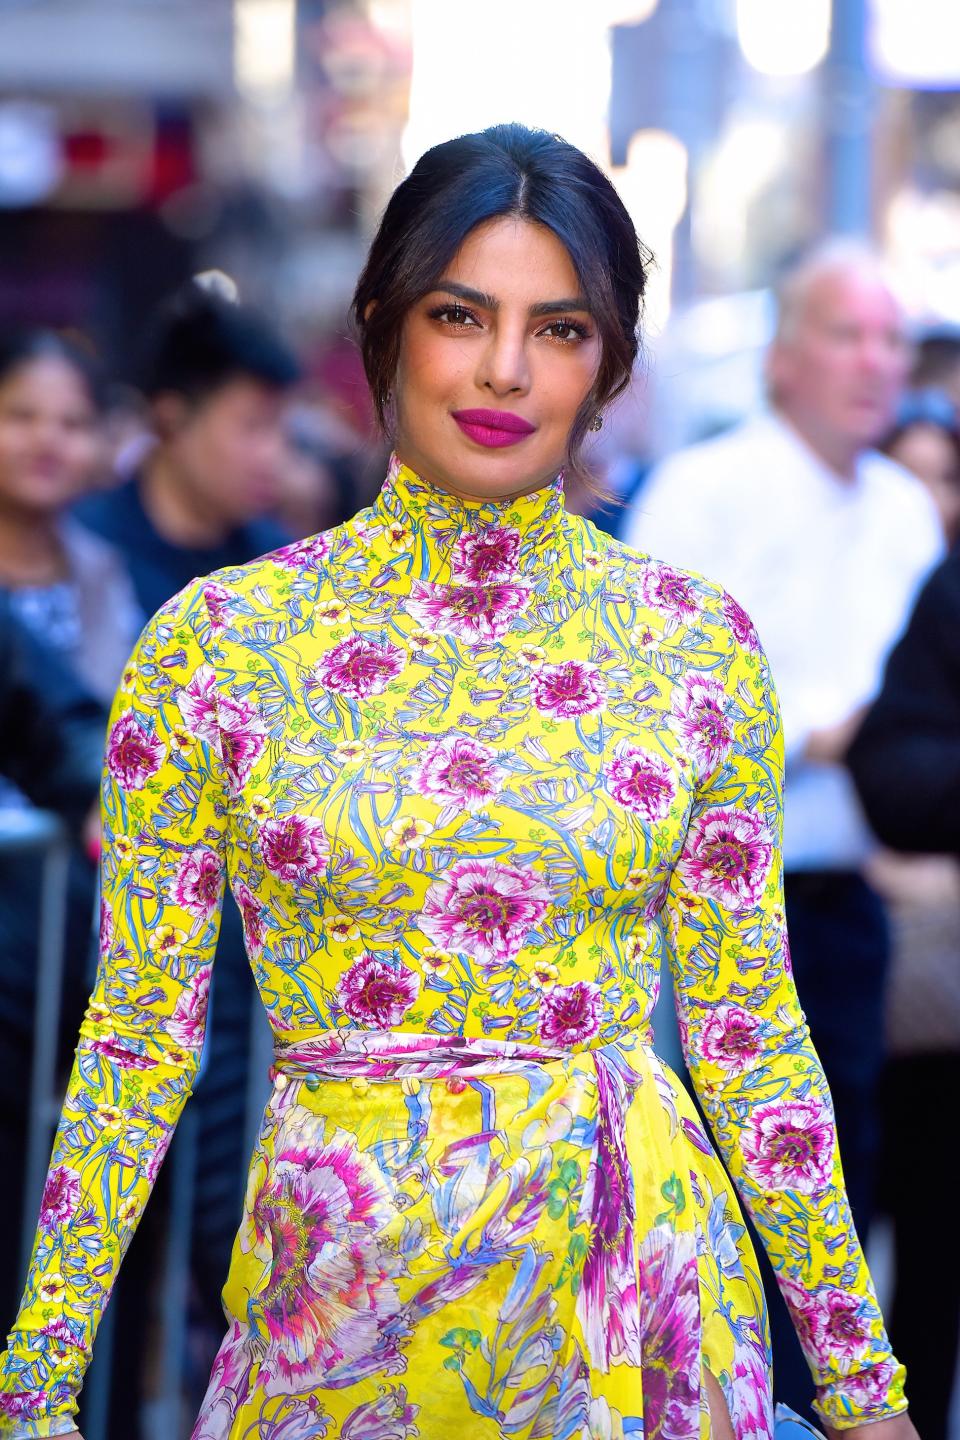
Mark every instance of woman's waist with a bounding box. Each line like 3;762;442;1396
270;1024;656;1084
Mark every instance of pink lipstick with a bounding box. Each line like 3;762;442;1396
452;408;537;449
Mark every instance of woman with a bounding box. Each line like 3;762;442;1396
0;332;140;703
1;126;913;1440
880;388;960;545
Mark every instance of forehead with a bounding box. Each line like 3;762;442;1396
803;267;904;329
443;216;582;301
1;356;91;407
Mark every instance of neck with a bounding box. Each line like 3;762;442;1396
0;503;65;585
392;446;562;508
141;450;232;549
775;405;860;483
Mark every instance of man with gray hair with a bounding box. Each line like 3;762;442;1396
624;241;944;1415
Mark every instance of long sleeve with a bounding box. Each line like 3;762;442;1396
663;613;906;1430
0;580;229;1438
847;553;960;853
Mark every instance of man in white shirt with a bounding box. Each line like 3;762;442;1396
624;241;944;1415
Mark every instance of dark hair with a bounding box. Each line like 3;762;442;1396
140;283;301;404
0;330;106;412
352;123;651;474
881;387;960;479
911;328;960;390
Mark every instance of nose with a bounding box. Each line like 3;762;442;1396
474;320;531;398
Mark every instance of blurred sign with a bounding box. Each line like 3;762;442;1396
869;0;960;88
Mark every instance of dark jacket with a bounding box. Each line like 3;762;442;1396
847;547;960;853
75;474;289;618
0;595;107;827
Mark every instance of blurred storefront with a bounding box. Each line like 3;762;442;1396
1;0;959;436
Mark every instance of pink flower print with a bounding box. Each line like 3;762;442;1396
537;980;603;1046
604;747;676;821
839;1359;899;1413
235;881;266;951
172;847;223;921
99;898;115;953
248;1112;403;1395
632;1226;702;1440
342;1386;419;1439
673;677;735;777
698;1003;764;1074
218;697;267;790
421;859;551;966
314;635;406;700
275;531;331;569
728;1342;774;1440
722;591;760;651
168;965;212;1049
338;954;421;1027
530;660;607;720
260;814;329;883
0;1392;44;1422
742;1098;834;1194
451;527;521;582
638;561;701;621
106;711;165;791
407;580;528;645
202;582;233;635
412;735;506;812
814;1289;874;1368
177;664;220;743
679;806;773;909
39;1165;81;1230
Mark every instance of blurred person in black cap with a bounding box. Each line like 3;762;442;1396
846;388;960;1440
76;280;300;616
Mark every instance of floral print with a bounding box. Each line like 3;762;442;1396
1;456;904;1439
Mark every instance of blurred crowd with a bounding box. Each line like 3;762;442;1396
2;246;960;1438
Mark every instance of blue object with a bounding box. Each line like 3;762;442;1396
775;1404;828;1440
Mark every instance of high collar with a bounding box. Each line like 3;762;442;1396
368;453;568;582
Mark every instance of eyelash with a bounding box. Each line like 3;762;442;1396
426;303;592;345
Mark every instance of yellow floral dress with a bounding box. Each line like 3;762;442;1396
1;458;905;1440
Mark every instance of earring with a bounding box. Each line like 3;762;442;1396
589;412;604;432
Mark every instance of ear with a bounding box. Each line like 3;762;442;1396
150;392;190;441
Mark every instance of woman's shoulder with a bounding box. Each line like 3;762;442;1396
577;515;764;657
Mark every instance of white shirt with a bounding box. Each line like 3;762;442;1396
623;410;945;870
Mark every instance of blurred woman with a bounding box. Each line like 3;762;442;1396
880;387;960;544
0;332;140;701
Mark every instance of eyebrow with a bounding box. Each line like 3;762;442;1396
432;278;593;318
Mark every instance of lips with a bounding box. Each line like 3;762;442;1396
452;408;537;449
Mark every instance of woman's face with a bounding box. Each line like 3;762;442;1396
888;421;960;541
394;216;602;502
0;357;102;516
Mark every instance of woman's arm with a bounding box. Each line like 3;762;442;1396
0;580;230;1438
664;608;906;1431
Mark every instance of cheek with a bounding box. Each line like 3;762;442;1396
401;331;472;402
532;346;601;420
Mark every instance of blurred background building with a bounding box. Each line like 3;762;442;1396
1;0;959;444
